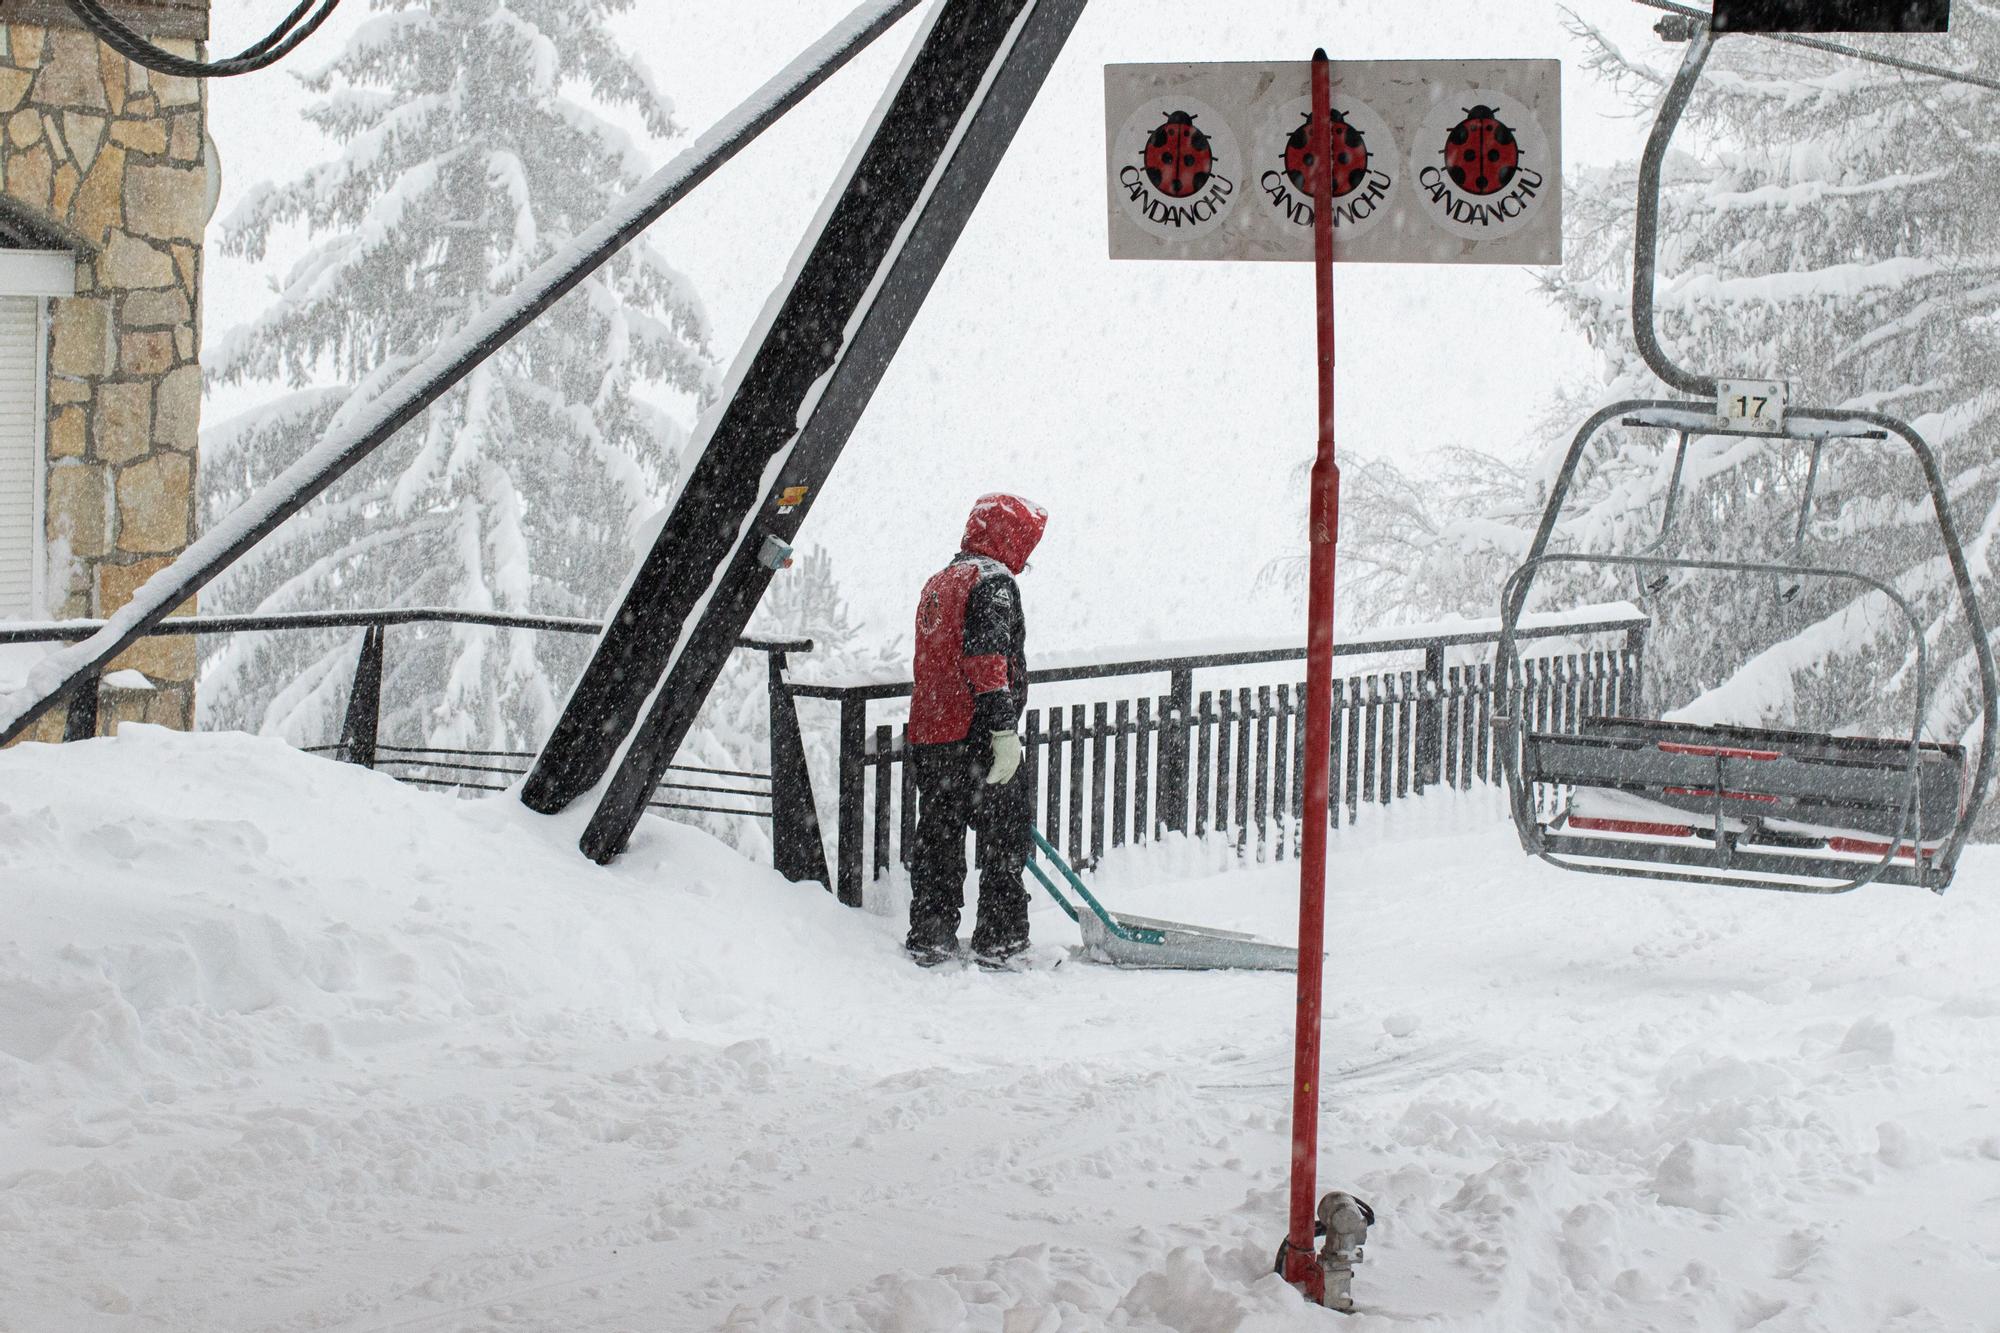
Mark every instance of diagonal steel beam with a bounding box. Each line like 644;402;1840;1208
0;0;922;745
520;0;1089;867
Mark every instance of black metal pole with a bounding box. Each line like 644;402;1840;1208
836;696;867;907
767;650;832;888
337;625;385;769
0;1;923;747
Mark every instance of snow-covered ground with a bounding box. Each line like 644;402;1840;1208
4;728;1999;1331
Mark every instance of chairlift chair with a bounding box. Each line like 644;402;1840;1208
1494;20;1999;895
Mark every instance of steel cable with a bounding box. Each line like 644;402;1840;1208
63;0;342;79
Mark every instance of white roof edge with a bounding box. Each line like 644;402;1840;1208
0;250;77;298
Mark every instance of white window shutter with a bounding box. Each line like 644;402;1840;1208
0;295;43;618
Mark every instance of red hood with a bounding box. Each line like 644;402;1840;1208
961;493;1047;575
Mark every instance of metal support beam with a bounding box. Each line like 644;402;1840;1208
520;0;1092;866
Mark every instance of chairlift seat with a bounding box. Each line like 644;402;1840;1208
1520;716;1965;888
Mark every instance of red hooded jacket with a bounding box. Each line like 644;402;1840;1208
908;494;1047;746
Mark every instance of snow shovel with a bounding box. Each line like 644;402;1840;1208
1025;829;1299;971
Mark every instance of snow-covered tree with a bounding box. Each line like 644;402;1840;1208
1258;446;1537;631
199;0;711;749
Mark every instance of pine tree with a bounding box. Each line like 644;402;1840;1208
1257;446;1537;631
199;0;711;749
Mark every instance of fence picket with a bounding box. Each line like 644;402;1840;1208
1069;704;1087;865
1397;671;1414;800
1045;705;1064;859
1343;678;1362;825
1023;709;1042;823
1113;700;1130;850
872;723;893;880
1216;691;1235;839
1092;701;1110;864
1234;687;1253;854
900;728;918;869
1195;691;1214;837
1444;665;1462;788
1144;696;1160;840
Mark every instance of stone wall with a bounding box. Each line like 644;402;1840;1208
2;17;208;742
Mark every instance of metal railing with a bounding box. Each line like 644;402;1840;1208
1;608;826;878
7;603;1651;905
787;606;1650;906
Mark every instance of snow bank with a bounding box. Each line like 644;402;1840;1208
6;728;2000;1329
0;726;924;1104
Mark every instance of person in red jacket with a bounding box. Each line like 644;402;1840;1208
905;493;1048;967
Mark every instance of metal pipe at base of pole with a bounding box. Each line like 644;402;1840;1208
1279;46;1340;1309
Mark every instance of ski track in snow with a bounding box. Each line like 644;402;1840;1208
3;728;2000;1330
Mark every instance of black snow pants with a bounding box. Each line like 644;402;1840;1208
906;739;1031;954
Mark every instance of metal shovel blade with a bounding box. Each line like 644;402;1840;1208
1075;905;1300;972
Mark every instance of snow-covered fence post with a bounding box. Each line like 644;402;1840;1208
835;697;868;908
1416;644;1446;789
767;649;831;890
335;625;384;771
1623;620;1649;714
60;672;99;743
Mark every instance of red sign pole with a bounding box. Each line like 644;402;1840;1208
1281;46;1339;1303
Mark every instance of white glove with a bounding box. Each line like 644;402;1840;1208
986;731;1022;785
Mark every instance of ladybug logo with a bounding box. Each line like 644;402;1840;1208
1143;111;1213;200
1113;93;1241;240
1441;105;1519;197
1410;88;1551;242
1254;96;1396;240
1284;109;1370;200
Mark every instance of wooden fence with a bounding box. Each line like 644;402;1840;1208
787;607;1649;905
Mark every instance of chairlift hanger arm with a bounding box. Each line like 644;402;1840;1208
1632;24;1718;396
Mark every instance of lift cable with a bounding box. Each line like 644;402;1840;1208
1629;0;2000;93
63;0;342;79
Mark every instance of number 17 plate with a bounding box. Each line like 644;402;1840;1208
1717;379;1788;434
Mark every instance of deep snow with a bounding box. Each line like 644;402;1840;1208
4;727;2000;1330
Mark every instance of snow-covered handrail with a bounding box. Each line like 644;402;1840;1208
787;603;1648;697
0;0;923;746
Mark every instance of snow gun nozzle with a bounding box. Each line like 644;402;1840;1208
1655;13;1700;41
1274;1192;1375;1313
1317;1191;1375;1313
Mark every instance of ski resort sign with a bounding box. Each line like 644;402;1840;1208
1106;59;1562;265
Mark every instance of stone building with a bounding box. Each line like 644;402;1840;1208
1;0;210;741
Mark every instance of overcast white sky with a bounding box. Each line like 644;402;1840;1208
203;1;1671;656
